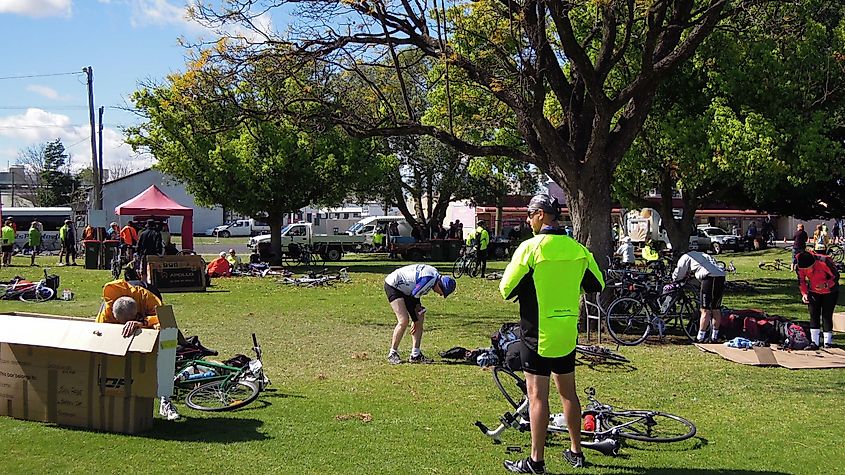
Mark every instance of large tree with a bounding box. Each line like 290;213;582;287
614;0;845;253
126;57;388;263
191;0;770;262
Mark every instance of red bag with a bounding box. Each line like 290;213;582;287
742;317;760;340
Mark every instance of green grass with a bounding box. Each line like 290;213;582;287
0;249;843;474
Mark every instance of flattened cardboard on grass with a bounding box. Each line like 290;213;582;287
0;306;178;434
696;343;845;369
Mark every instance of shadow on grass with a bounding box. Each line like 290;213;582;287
577;360;638;373
51;416;270;443
143;416;270;442
581;466;789;475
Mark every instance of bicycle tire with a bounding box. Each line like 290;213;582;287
19;286;54;303
111;258;121;280
468;258;481;278
575;345;629;363
452;258;465;278
664;294;697;341
605;297;650;346
828;246;843;264
184;379;260;412
606;410;697;443
492;366;527;411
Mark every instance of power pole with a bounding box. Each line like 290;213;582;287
83;66;101;211
98;106;104;209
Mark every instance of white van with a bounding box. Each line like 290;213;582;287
347;216;411;237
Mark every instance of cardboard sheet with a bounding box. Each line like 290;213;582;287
696;343;845;369
833;312;845;333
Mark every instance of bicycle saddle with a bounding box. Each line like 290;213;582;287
582;438;620;456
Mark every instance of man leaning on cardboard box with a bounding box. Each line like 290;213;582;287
0;279;181;433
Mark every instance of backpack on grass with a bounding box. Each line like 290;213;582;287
784;324;810;350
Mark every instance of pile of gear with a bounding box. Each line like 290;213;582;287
718;308;812;350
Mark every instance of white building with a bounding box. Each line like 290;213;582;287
100;169;224;234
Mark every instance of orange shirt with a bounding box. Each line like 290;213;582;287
96;280;162;328
120;225;138;245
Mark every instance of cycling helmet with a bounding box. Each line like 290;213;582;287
439;275;456;298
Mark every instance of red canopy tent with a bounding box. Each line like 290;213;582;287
114;185;194;250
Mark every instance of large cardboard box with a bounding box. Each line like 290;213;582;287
0;307;178;434
834;312;845;333
146;255;206;293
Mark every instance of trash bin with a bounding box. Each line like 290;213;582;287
102;240;120;269
83;240;101;270
445;239;462;260
430;240;444;261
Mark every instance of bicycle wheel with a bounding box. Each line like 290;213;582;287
467;258;481;278
492;366;527;411
575;345;629;363
111;258;122;280
665;294;697;341
19;286;54;303
605;410;697;443
184;379;260;412
452;258;465;278
828;245;843;264
605;297;650;346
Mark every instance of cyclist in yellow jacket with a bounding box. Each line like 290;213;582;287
475;220;491;277
500;194;604;472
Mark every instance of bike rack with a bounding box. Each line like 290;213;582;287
583;292;603;344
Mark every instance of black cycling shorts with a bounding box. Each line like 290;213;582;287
384;283;421;322
1;244;12;253
520;344;576;377
700;276;725;310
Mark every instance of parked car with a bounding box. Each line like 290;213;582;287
696;226;740;254
205;219;270;238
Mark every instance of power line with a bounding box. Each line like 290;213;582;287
0;71;84;81
0;106;89;110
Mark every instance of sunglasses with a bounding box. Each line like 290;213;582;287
527;209;541;218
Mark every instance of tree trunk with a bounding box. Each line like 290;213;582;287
559;168;613;270
267;214;284;266
657;174;697;259
495;203;503;236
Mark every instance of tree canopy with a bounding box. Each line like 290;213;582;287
126;52;389;261
189;0;769;261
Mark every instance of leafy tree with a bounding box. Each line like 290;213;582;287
126;52;389;263
614;0;845;254
192;0;772;263
38;139;80;207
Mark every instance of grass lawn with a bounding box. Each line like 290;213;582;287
0;248;843;474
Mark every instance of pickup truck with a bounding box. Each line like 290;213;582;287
206;219;270;238
247;222;366;261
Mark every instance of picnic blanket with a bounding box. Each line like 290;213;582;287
696;343;845;369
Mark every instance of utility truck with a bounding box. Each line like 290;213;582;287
247;222;365;261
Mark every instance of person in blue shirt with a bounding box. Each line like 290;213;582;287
384;264;456;364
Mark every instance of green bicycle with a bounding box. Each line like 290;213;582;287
174;334;270;411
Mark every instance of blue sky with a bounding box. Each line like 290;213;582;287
0;0;275;174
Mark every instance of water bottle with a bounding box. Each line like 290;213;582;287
552;413;567;428
187;371;216;380
584;414;596;432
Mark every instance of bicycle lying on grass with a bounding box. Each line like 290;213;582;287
758;258;789;271
475;367;696;455
278;268;350;287
173;334;270;411
0;269;59;303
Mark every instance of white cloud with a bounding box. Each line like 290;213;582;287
0;108;154;172
26;84;62;100
0;0;72;18
128;0;195;30
126;0;274;42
